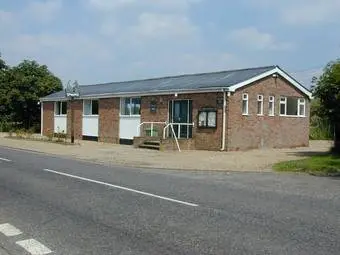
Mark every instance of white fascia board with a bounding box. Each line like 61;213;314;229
228;67;313;99
40;88;229;102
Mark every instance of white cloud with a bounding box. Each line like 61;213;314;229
229;27;293;51
251;0;340;25
281;0;340;25
88;0;200;11
25;0;63;22
0;10;13;23
129;12;198;40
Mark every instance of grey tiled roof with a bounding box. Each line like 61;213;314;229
42;66;277;100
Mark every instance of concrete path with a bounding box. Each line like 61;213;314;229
0;137;332;171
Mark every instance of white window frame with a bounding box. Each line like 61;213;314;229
83;99;99;116
268;96;275;116
280;96;306;117
120;97;141;117
257;94;264;116
298;98;306;117
242;93;249;115
54;101;67;116
280;97;287;116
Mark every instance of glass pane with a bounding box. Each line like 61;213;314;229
120;98;130;115
299;104;305;116
257;101;262;115
208;112;216;127
61;102;67;115
199;111;207;127
287;97;298;115
280;103;286;115
55;102;61;115
92;100;98;115
84;100;92;115
242;100;248;114
269;102;274;115
131;98;141;115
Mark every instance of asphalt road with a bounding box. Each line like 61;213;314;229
0;146;339;255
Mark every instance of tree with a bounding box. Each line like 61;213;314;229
0;57;62;130
312;59;340;152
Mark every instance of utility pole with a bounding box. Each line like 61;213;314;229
65;80;80;144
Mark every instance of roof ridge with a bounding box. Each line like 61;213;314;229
80;65;277;87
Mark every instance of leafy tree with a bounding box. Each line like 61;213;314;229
312;59;340;152
0;57;62;130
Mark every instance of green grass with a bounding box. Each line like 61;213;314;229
273;154;340;176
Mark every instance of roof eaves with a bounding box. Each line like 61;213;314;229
40;87;231;102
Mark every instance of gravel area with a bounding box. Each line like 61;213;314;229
0;136;332;172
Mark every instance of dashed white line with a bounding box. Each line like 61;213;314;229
16;239;52;255
0;157;11;162
0;223;22;237
43;168;199;207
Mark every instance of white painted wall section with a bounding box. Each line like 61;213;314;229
82;116;99;137
119;116;141;139
54;116;67;133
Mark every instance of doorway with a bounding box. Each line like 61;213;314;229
168;100;193;139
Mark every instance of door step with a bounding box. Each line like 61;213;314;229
139;140;161;150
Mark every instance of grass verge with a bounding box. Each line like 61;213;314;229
273;154;340;176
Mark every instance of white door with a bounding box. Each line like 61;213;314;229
119;97;141;140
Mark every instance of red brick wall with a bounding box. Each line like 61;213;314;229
67;100;83;140
141;93;223;151
226;76;310;151
42;102;54;136
99;98;120;143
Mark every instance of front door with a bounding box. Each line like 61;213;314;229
169;100;192;139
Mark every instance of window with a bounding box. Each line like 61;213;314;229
268;96;275;116
280;97;306;117
55;101;67;115
198;109;217;128
83;100;99;115
298;98;306;116
120;97;141;116
242;93;249;115
257;95;264;115
280;97;287;115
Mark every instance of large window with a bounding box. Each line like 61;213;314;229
55;101;67;115
268;96;275;116
242;93;249;115
120;97;141;116
257;95;264;115
83;100;99;115
280;97;306;117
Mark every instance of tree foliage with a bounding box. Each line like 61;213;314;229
312;59;340;151
0;55;62;130
313;59;340;121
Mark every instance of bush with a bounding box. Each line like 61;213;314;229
310;118;333;140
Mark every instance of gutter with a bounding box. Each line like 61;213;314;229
39;87;231;102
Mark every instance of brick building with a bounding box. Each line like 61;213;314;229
40;66;312;151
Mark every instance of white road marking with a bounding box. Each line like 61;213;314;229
43;168;199;207
0;223;22;237
16;239;52;255
0;157;11;162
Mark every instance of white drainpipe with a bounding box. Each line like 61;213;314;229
221;89;227;151
40;101;43;136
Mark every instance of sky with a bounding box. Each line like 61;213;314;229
0;0;339;87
